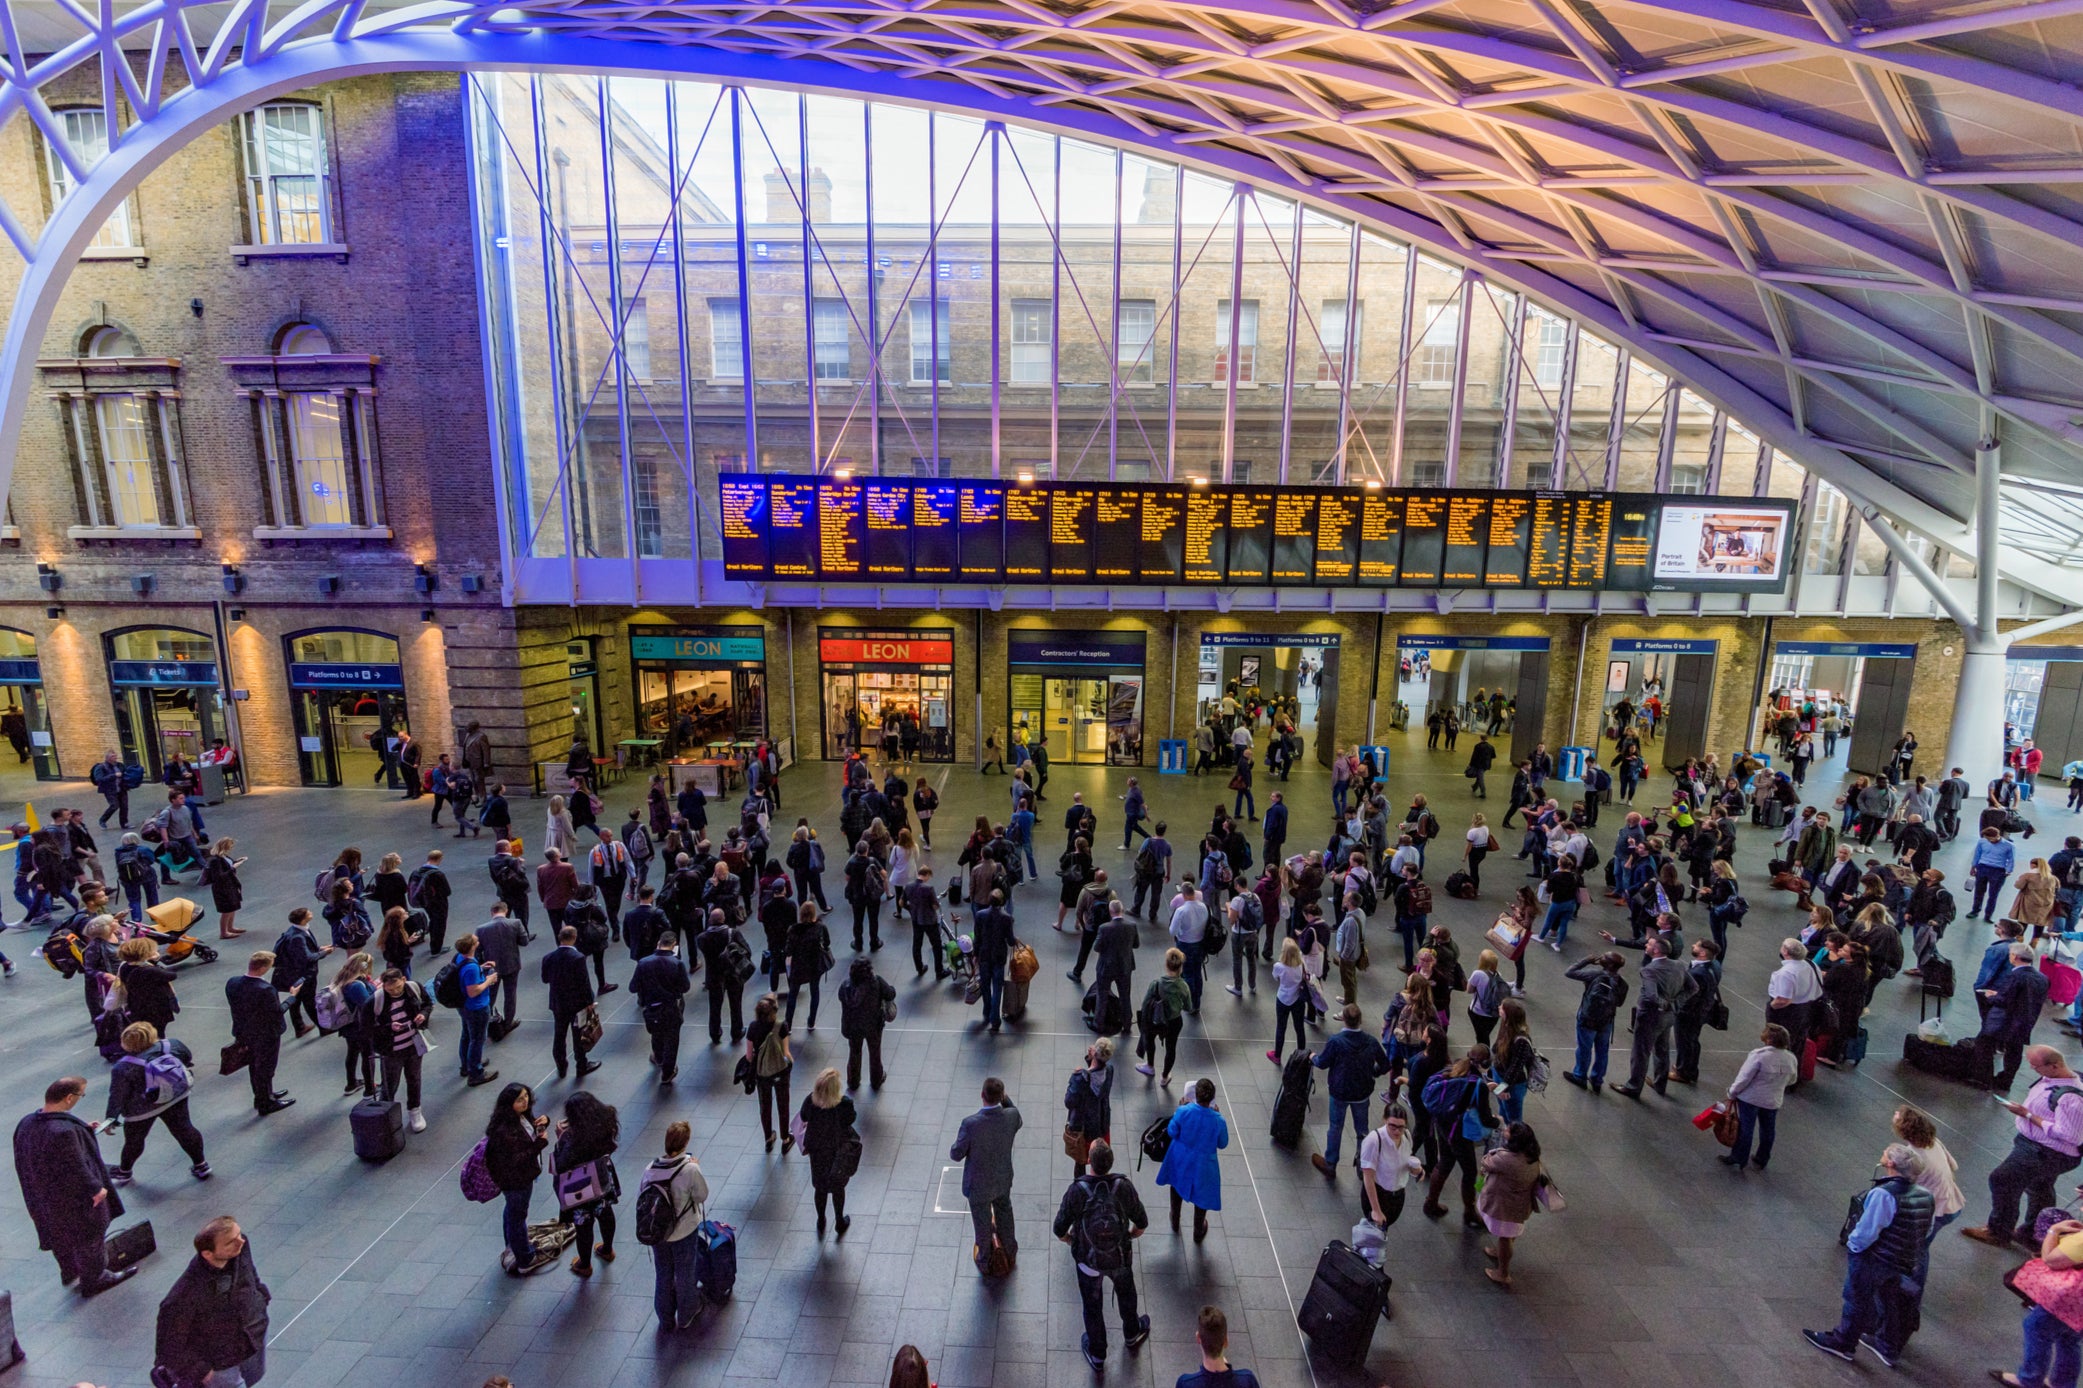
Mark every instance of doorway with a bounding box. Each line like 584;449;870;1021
105;627;224;779
1014;676;1142;766
0;629;57;781
286;629;409;787
1392;636;1551;766
1194;634;1340;767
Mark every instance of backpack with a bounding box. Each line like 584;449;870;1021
1421;1071;1476;1120
2066;856;2083;893
1581;972;1623;1030
406;865;437;908
459;1139;501;1203
1418;812;1440;841
807;840;825;874
313;984;352;1032
755;1026;789;1079
1402;880;1433;917
1723;894;1750;922
1077;1176;1130;1274
635;1168;688;1247
138;1046;192;1113
333;905;373;951
432;958;467;1010
1208;851;1232;887
314;869;336;903
1578;839;1599;872
722;935;755;987
40;927;83;978
1135;839;1162;879
1355;875;1378;915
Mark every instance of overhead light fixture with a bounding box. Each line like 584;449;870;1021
420;608;436;623
227;607;246;622
1016;470;1034;485
1363;479;1382;491
833;468;853;482
35;563;59;594
1189;476;1208;487
221;563;244;595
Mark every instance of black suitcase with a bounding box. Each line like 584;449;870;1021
1270;1048;1313;1150
1902;1033;1986;1084
351;1095;406;1162
104;1220;156;1271
1920;956;1956;1000
1081;980;1126;1035
1764;801;1787;828
1298;1239;1391;1365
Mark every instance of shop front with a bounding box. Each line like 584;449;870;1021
1009;629;1146;766
0;629;58;781
820;628;956;761
106;626;227;779
568;640;604;755
631;625;769;757
285;629;408;788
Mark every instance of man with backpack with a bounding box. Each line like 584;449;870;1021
488;841;532;942
1130;824;1171;923
695;907;753;1046
636;1120;710;1331
1391;862;1432;974
590;834;634;937
435;934;499;1088
1052;1139;1150;1371
408;850;452;955
1562;952;1629;1093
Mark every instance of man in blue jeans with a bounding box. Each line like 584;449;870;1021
1803;1143;1932;1366
1561;953;1627;1093
453;934;499;1087
1309;1004;1390;1177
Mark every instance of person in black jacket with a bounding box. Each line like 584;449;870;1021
837;956;896;1091
622;886;669;974
474;904;524;1033
565;883;617;995
632;932;692;1083
1063;1041;1114;1181
484;1081;551;1272
786;902;834;1029
271;908;332;1039
154;1217;269;1388
971;890;1016;1034
14;1076;136;1295
107;1022;209;1183
410;851;453;953
540;927;599;1081
1093;904;1138;1038
1052;1140;1150;1370
1671;941;1722;1086
225;953;292;1115
116;936;181;1035
695;908;750;1045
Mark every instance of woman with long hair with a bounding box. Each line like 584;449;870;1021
203;837;246;939
553;1091;622;1277
486;1082;551;1274
370;852;409;919
546;795;578;862
1421;1044;1497;1227
333;951;377;1097
747;993;794;1153
375;907;419;978
1477;1122;1548;1289
888;1345;933;1388
798;1066;860;1238
1492;999;1537;1124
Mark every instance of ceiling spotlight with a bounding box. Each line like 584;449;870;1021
420;608;436;623
44;605;62;620
1016;470;1035;485
833;468;853;482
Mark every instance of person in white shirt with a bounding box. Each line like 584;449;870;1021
1229;723;1254;763
1168;884;1211;1014
1766;938;1825;1062
1388;836;1421;883
1358;1104;1424;1228
1962;1046;2083;1249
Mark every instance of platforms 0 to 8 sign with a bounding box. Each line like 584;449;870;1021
720;475;1795;594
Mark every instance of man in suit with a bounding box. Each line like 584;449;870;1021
695;907;749;1045
632;931;692;1084
13;1075;137;1296
540;926;599;1080
950;1077;1024;1274
1094;901;1139;1037
488;841;532;940
474;903;524;1036
1814;845;1861;914
1612;937;1695;1099
622;885;669;977
1978;944;2054;1094
225;952;292;1115
969;889;1016;1035
906;865;947;981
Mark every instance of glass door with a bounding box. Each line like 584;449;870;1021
1043;678;1078;764
0;685;59;780
822;672;857;759
115;686;222;779
1074;679;1110;763
919;672;953;761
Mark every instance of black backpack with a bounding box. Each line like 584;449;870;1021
1581;972;1622;1030
634;1173;683;1247
1077;1176;1129;1274
1134;839;1161;878
432;958;466;1010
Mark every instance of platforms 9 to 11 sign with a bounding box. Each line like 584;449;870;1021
720;475;1797;595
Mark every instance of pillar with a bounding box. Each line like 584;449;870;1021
1942;437;2006;780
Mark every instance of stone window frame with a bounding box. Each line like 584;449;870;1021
37;324;198;542
224;323;391;542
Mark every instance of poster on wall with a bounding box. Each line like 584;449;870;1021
1606;660;1630;694
1240;656;1261;687
1652;504;1791;588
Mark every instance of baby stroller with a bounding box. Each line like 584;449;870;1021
943;932;976;990
119;898;218;966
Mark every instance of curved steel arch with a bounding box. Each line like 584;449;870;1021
0;19;2074;604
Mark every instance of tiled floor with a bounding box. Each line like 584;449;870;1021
0;725;2058;1388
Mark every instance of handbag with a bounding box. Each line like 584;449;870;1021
2011;1258;2083;1332
1533;1177;1567;1214
789;1110;809;1149
1063;1123;1094;1164
1227;773;1247;792
218;1041;251;1076
1486;834;1501;853
573;1005;604;1050
553;1155;618;1212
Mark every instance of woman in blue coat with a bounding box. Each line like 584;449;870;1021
1156;1078;1228;1242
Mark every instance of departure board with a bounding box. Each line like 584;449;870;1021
721;476;767;578
864;481;911;579
719;476;1794;593
1272;492;1317;583
1094;488;1138;580
912;482;958;579
1004;485;1049;580
957;483;1004;580
1313;492;1358;583
1140;485;1186;582
1227;490;1276;586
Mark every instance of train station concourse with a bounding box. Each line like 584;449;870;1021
3;1;2083;1386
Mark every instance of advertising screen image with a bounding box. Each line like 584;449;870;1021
1652;504;1791;588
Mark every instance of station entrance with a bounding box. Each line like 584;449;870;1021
1763;640;1919;779
1194;633;1340;767
1391;635;1551;767
1602;639;1719;771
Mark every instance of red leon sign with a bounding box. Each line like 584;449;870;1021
820;636;954;665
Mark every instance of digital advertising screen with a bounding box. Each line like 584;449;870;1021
1651;502;1795;591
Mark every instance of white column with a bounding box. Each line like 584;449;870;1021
1942;437;2006;780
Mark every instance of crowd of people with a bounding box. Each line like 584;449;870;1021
12;692;2083;1387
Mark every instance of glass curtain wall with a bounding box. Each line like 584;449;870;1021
471;74;1765;562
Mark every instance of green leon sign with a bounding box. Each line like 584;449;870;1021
630;633;765;662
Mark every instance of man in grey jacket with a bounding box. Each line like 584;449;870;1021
474;904;525;1034
1613;937;1695;1099
950;1077;1023;1274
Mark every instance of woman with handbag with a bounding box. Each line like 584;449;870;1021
797;1067;859;1238
551;1091;620;1277
369;967;433;1133
785;902;833;1030
1461;813;1493;892
1477;1122;1552;1289
1994;1217;2083;1387
1492;1000;1538;1124
1063;1039;1114;1178
746;994;794;1153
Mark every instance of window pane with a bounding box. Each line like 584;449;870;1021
1457;281;1512;483
709;299;743;380
287;393;354;526
1288;209;1353;484
1614;359;1669;492
1009;298;1050;384
52;108;131;248
812;298;851;380
1564;330;1620;488
740;88;811;473
1345;232;1409;485
1402;257;1463;481
804;93;868;471
1506;307;1567;489
1805;481;1848;572
245;103;328;245
909;300;950;384
870;103;932;473
606;77;687;560
97;394;159;526
998;127;1057;472
1668;389;1715;494
933;112;991;477
673;80;746;559
1114;153;1173;475
1175;172;1234;480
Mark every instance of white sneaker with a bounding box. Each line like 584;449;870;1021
408;1108;427;1133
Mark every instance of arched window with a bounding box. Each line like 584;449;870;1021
39;323;191;534
238;102;332;245
45;108;132;248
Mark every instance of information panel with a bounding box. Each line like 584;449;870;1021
720;476;1795;593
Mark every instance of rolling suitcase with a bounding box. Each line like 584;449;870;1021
1298;1239;1391;1366
1764;800;1787;829
351;1095;406;1162
1270;1048;1313;1150
695;1220;737;1301
1001;972;1031;1022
